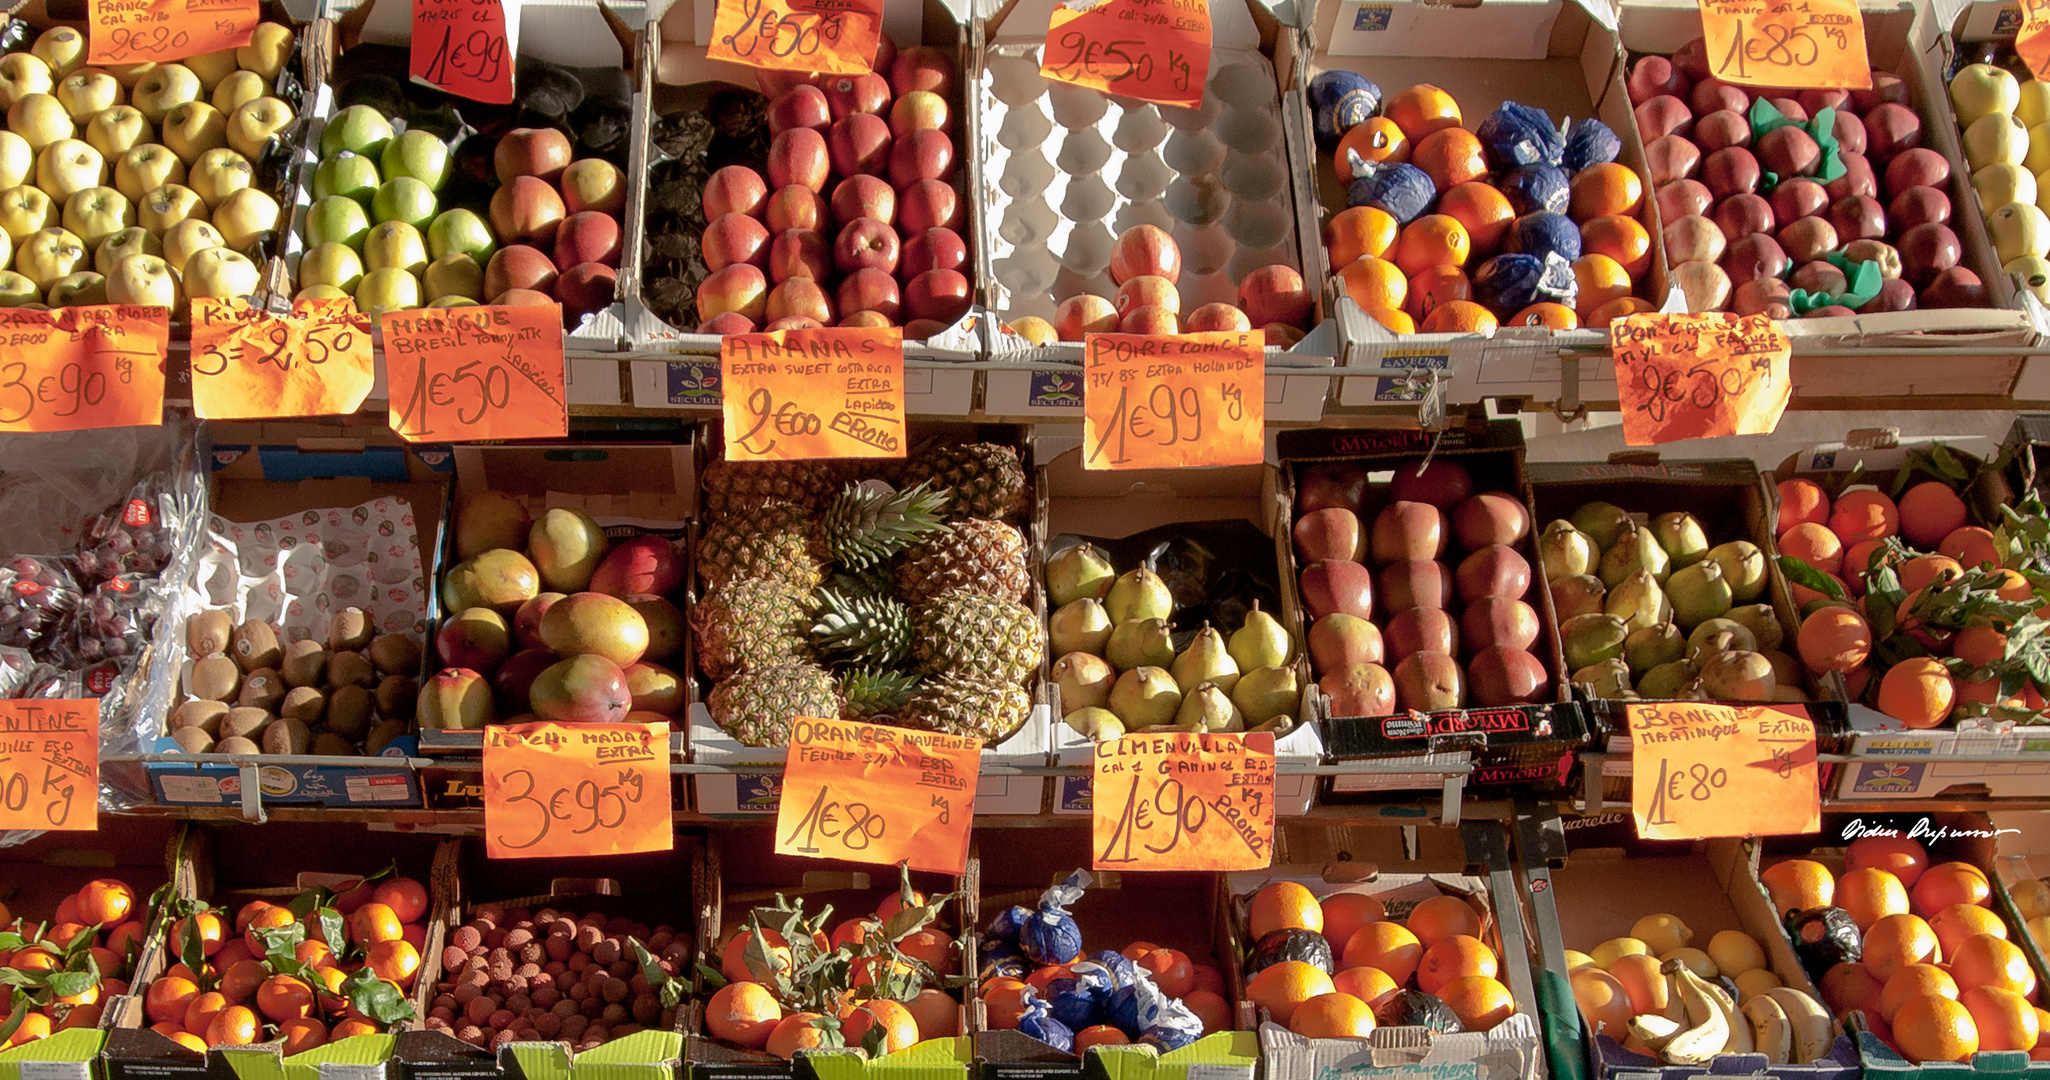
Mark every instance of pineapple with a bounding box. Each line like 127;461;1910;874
697;501;825;591
816;482;951;570
913;590;1042;685
811;588;912;668
693;576;816;680
708;662;840;746
902;442;1027;521
840;668;919;720
702;460;838;517
900;674;1032;741
893;518;1031;604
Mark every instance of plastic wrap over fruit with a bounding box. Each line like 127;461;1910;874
1477;102;1565;170
53;574;154;668
1499;163;1571;216
1786;905;1861;982
0;557;82;651
1090;948;1139;986
980;944;1029;982
1346;160;1436;224
1505;212;1583;262
1310;71;1383;147
1020;869;1091;965
1561;118;1622;174
1017;991;1075;1052
1473;252;1577;317
1384;990;1465;1033
985;903;1032;945
0;647;31;698
1105;962;1205;1046
69;474;182;587
1247;927;1334;977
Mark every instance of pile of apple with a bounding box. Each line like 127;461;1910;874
1947;63;2050;305
1021;225;1313;344
1633;40;1989;314
302;107;626;319
691;40;972;335
0;23;299;310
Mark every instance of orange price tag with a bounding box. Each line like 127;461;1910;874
2023;0;2050;79
1629;703;1819;841
482;721;672;859
1696;0;1872;90
707;0;883;75
1040;0;1211;107
1082;331;1262;470
0;700;99;832
721;327;904;460
1092;732;1274;871
775;716;978;875
412;0;513;105
1610;312;1790;447
383;305;566;442
88;0;258;65
190;298;376;420
0;306;167;434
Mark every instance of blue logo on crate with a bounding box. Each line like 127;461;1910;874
1996;6;2024;33
666;361;721;405
1030;371;1083;410
737;771;781;812
1375;378;1427;402
1059;775;1092;813
1353;5;1392;29
1851;762;1925;794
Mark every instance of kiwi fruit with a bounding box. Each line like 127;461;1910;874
170;699;229;736
186;610;232;656
281;640;328;688
221;707;271;740
217;735;261;755
237;668;286;712
232;621;283;672
261;717;312;755
171;727;216;753
327;651;376;690
326;685;373;740
189;656;241;702
367;633;421;676
280;685;326;724
376;675;418;720
311;733;358;757
365;719;409;754
328;608;373;651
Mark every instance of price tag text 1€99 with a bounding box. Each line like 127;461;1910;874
1083;331;1263;470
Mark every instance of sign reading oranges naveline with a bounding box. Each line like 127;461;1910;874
776;715;978;875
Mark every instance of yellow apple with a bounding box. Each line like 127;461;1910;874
182;48;238;91
298;241;363;293
211;187;277;249
34;138;105;201
29;27;86;81
130;63;199;124
353;266;420;316
0;130;30;190
62;186;134;248
161;218;222;275
183;246;258;299
225;96;292;160
113;144;181;203
102;63;157;90
47;270;106;307
0;53;54;110
187;147;251;209
94;226;160;276
53;69;118;122
0;270;37;306
0;185;57;242
362;219;427;275
137;183;202;234
106;252;177;307
160;102;227;164
8;93;74;152
295;283;350;303
83;106;151;159
210;70;264;115
236;23;296;81
423;252;483;300
14;226;87;289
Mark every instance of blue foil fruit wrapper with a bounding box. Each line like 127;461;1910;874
1020;870;1091;965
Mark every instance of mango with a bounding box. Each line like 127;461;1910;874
528;508;609;593
442;548;542;614
456;490;532;561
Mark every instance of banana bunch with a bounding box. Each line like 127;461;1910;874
1632;960;1833;1065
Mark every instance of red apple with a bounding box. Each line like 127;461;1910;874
827;112;892;178
898;178;961;231
890;46;954;98
831;174;895;227
904;267;969;324
493;288;558;307
1054;294;1117;340
1120;305;1179;334
836;267;900;322
767;316;823;330
768;85;832;135
1184;302;1250;331
1264;323;1306;347
703;165;769;220
554;211;622;270
902;226;965;276
1238;263;1310;326
887;129;953;188
767;276;834;324
1109;223;1181;284
903;318;949;338
485;244;559;297
1114;274;1179;315
834;216;900;275
767;128;830;193
888;90;948;139
697;264;769;322
768;228;831;283
840;310;892;328
765;185;826;233
820;72;890;119
557;262;616;316
755;69;814;98
699;311;756;334
493;127;573;184
489;177;566;248
702;212;770;272
868;35;896;77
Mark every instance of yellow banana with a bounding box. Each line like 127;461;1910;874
1764;987;1834;1064
1660;959;1731;1065
1741;994;1793;1064
1659;971;1688;1024
1629;1014;1685;1052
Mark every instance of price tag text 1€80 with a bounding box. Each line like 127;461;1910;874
1627;703;1819;841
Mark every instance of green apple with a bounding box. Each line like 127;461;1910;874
426;207;495;263
423;252;483;300
305;194;370;251
161;218;223;275
428;295;478;307
362;220;427;275
295;283;350;303
312;151;378;206
1989;201;2050;264
212;187;278;249
371;176;436;230
15;226;87;290
299;241;365;293
47;270;105;307
138;183;202;234
1951;63;2021;127
106;252;178;308
380;129;450;193
354;266;421;316
320;104;394;160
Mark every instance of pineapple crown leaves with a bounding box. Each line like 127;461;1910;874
811;590;913;668
820;481;953;570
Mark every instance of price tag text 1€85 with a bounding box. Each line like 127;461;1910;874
1696;0;1872;90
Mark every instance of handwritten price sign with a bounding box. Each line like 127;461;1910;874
1040;0;1212;107
383;305;566;442
1697;0;1871;90
721;327;904;461
191;298;375;420
775;716;978;875
1092;732;1274;872
2022;0;2050;80
0;701;99;832
1628;703;1819;841
708;0;883;75
412;0;513;104
0;306;167;434
483;721;671;859
1083;331;1262;470
89;0;258;65
1609;312;1790;446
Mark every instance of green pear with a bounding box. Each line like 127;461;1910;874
1539;520;1598;580
1622;623;1686;676
1175;682;1241;731
1229;601;1291;672
1705;540;1768;604
1049;597;1113;657
1571;658;1634;698
1106;618;1176;672
1560;613;1629;671
1046;542;1117;606
1637;660;1701;699
1107;666;1182;726
1604;568;1672;633
1686;618;1758;660
1550;574;1607;620
1598;526;1670;588
1104;568;1173;623
1650;512;1710;568
1052;651;1116;712
1170;624;1240;694
1698;650;1776;702
1570;501;1634;550
1231;665;1300;725
1064;706;1126;741
1666;559;1734;631
1725;604;1784;652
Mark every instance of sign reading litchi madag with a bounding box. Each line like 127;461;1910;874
190;298;376;420
0;306;168;433
89;0;259;66
775;715;978;875
1039;0;1212;108
1627;702;1819;841
412;0;515;105
482;720;671;859
0;700;99;832
720;327;905;461
706;0;885;75
1609;312;1790;447
383;305;567;442
1082;331;1263;470
1091;731;1274;871
1695;0;1872;90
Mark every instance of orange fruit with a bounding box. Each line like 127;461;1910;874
1365;307;1416;334
1338;256;1406;313
205;1005;259;1047
1957;675;2030;711
1508;302;1577;328
1395;215;1472;275
76;880;134;925
1344;922;1423;985
255;975;314;1023
1779;521;1844;575
278;1017;328;1055
1951;933;2036;995
367;939;420;987
1321;894;1386;952
1843;539;1891;593
106;921;145;965
1931;904;2008;957
851;954;917;990
1249;881;1325;940
1326;206;1399;266
1290;991;1377;1038
1332;966;1402;1016
295;939;333;969
371;878;429;924
1407;895;1483;945
706;982;783;1049
839;998;919;1055
723;927;792;984
1880;963;1959;1022
1900;481;1970;548
1122;942;1158;960
1963;985;2039;1051
1899;555;1965;595
900;927;957;975
1384;85;1462;140
53;896;79;926
171;913;224;957
1877;657;1957;729
1571;254;1633;318
765;1012;832;1060
1190;965;1226;995
1440;182;1516;254
1438;975;1516;1031
243;903;297;956
981;977;1031;1030
330;1018;378;1040
349;902;403;948
905;988;960;1040
1953;625;2007;669
1579;296;1651;323
829;918;877;950
233;900;274;935
1778;479;1832;533
1940;526;2002;570
1025;965;1072;992
1606;953;1672;1015
11;948;57;973
1568;163;1643;221
1849;836;1932;889
1418;300;1497;333
1411;128;1487;191
1247;960;1335;1026
1913;863;1992;918
218;959;267;1005
1894;994;1979;1063
1798;608;1872;673
330;879;373;915
1138;947;1195;998
184;991;228;1036
1183;989;1232;1033
1335;118;1410;175
1839;867;1911;931
1831;489;1901;542
56;1004;101;1031
1418;935;1498;994
145;975;200;1025
1992;568;2034;602
876;889;927;921
1866;914;1941;978
1404;266;1471;320
1821;960;1885;1018
6;1012;49;1047
1074;1025;1131;1050
1580;214;1652;278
